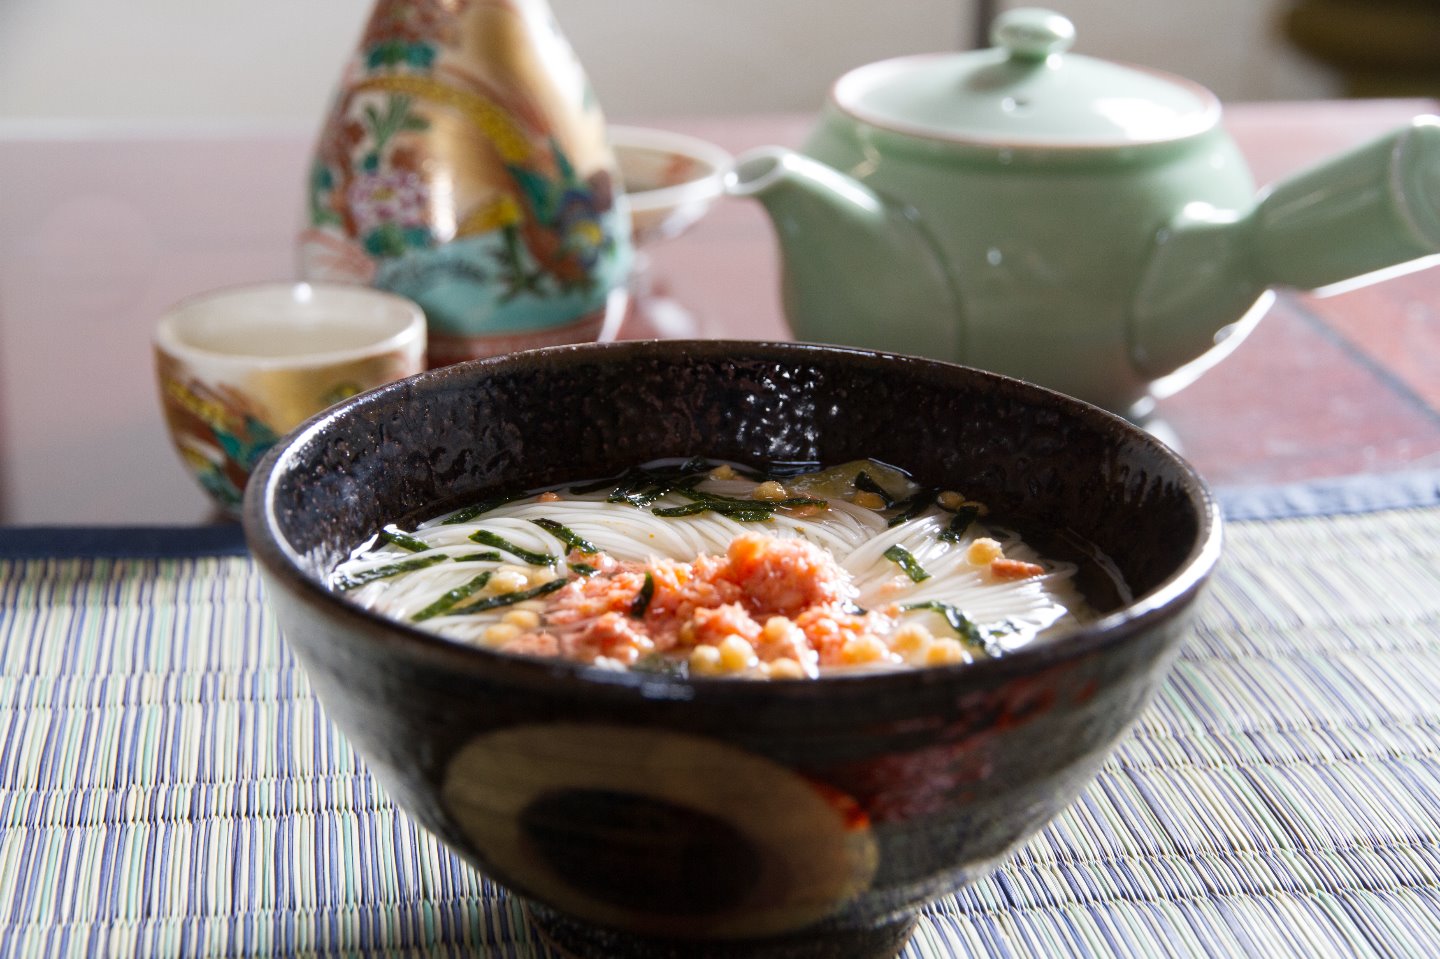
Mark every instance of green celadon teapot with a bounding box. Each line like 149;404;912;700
726;8;1440;417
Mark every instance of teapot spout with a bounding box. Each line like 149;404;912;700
726;148;965;361
1131;117;1440;381
1252;115;1440;291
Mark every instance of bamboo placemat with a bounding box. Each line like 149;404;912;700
2;502;1438;957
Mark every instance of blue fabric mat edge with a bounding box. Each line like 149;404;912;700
1214;466;1440;521
0;522;248;559
2;469;1437;559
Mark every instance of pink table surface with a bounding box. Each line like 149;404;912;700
1;101;1437;524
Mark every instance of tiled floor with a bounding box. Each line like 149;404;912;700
1311;272;1440;411
1153;288;1440;484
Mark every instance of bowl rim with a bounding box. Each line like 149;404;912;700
243;340;1222;702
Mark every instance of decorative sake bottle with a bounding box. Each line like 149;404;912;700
299;0;632;367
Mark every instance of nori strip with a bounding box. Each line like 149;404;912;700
377;527;431;552
451;551;503;563
333;553;448;591
468;530;555;566
854;470;897;507
902;601;992;652
601;459;715;507
938;505;981;543
442;491;529;525
456;577;568;614
532;518;599;555
412;571;494;622
651;502;712;517
887;488;938;528
883;544;932;582
629;572;655;618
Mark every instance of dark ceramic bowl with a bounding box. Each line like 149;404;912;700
243;340;1221;959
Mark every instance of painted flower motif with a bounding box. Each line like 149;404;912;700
366;39;438;71
555;189;606;270
347;169;435;256
348;169;430;231
160;371;282;509
362;0;467;50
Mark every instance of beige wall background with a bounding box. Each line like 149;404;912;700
0;0;1340;123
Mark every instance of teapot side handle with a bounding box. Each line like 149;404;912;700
727;147;968;363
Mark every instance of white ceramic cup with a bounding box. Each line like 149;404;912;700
154;281;426;515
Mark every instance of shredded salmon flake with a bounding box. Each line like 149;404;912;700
991;558;1045;580
501;532;887;669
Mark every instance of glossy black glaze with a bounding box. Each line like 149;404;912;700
244;340;1221;958
527;902;920;959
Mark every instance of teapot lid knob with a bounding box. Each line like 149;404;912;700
830;6;1217;146
991;8;1076;62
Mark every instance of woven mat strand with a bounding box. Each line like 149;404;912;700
1;506;1438;958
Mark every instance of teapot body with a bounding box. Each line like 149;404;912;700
733;10;1440;416
799;107;1258;415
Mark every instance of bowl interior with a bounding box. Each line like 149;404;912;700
251;340;1215;639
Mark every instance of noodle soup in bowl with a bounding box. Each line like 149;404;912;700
243;340;1220;959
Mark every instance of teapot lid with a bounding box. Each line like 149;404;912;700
832;8;1219;148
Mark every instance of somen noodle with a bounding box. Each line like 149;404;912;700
330;459;1114;679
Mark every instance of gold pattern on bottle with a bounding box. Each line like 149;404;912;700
352;75;532;163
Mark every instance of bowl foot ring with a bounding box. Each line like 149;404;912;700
525;900;918;959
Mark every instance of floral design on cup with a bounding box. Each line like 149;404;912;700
153;282;426;516
157;366;284;509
